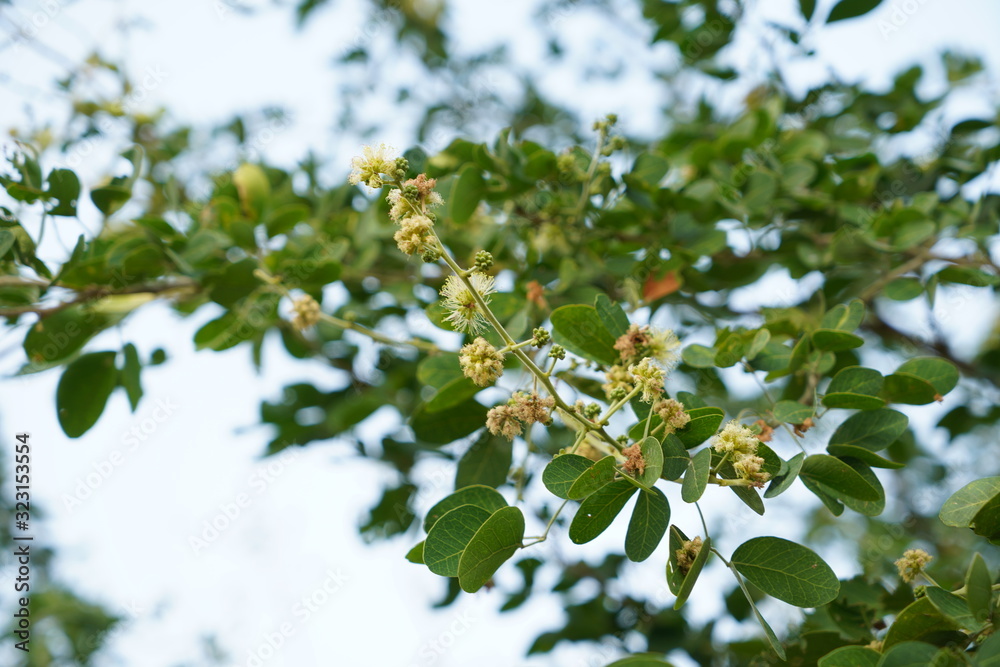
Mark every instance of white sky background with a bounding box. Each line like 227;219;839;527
0;0;998;666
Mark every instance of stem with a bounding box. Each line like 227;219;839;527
695;502;710;538
572;127;608;222
255;268;439;353
317;312;439;353
597;385;641;426
436;246;620;449
523;498;571;546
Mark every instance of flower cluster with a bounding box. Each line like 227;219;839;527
440;273;496;334
614;324;681;369
459;337;505;387
652;398;690;434
712;420;770;487
675;537;703;576
290;295;321;330
895;549;933;583
621;442;646;477
487;391;555;440
628;357;666;403
387;174;444;223
602;325;680;401
348;144;407;189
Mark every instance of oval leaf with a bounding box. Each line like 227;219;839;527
569;479;638;544
57;351;119;438
731;536;840;607
458;506;525;592
424;505;492;576
423;485;507;531
625;487;670;562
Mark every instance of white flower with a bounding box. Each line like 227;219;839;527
348;143;397;188
628;357;665;403
440;272;495;334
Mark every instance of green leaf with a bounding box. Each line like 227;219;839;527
976;632;1000;666
965;553;992;627
625;487;670;562
821;300;865;331
937;266;1000;287
882;597;962;650
773;400;813;424
812;329;864;352
23;307;112;367
424;504;492;576
676;407;724;447
450;164;485;224
827;0;883;23
829;409;908;451
0;229;14;258
406;541;425;564
800;454;880;501
45;168;81;216
818;646;880;667
731;536;840;607
411;398;488;445
550;305;619;365
425;376;482;412
823;366;886;410
939;477;1000;528
924;586;982;632
799;0;817;21
747;329;771;360
417;353;464;388
681;447;712;503
661;435;690;480
543;454;598;499
119;343;143;411
682;344;716;368
834;459;886;517
423;486;507;532
567;456;617;499
57;351;119;438
894;357;959;396
885;278;924;301
669;531;712;610
458;506;525;592
455;433;512;489
730;558;786;660
972;493;1000;540
594;294;630;339
882;373;937;405
569;479;638;544
90;185;133;216
876;641;940;666
633;436;664;488
765;452;805;498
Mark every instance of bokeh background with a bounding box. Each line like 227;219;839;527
1;1;999;665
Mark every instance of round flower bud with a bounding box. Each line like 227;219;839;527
460;337;505;387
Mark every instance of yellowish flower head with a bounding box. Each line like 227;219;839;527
440;272;495;334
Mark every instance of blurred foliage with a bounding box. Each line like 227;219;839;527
3;0;1000;664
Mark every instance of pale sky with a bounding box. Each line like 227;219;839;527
0;1;998;666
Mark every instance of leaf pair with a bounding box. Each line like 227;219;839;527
415;485;524;593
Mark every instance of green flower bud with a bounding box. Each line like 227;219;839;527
474;250;494;272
